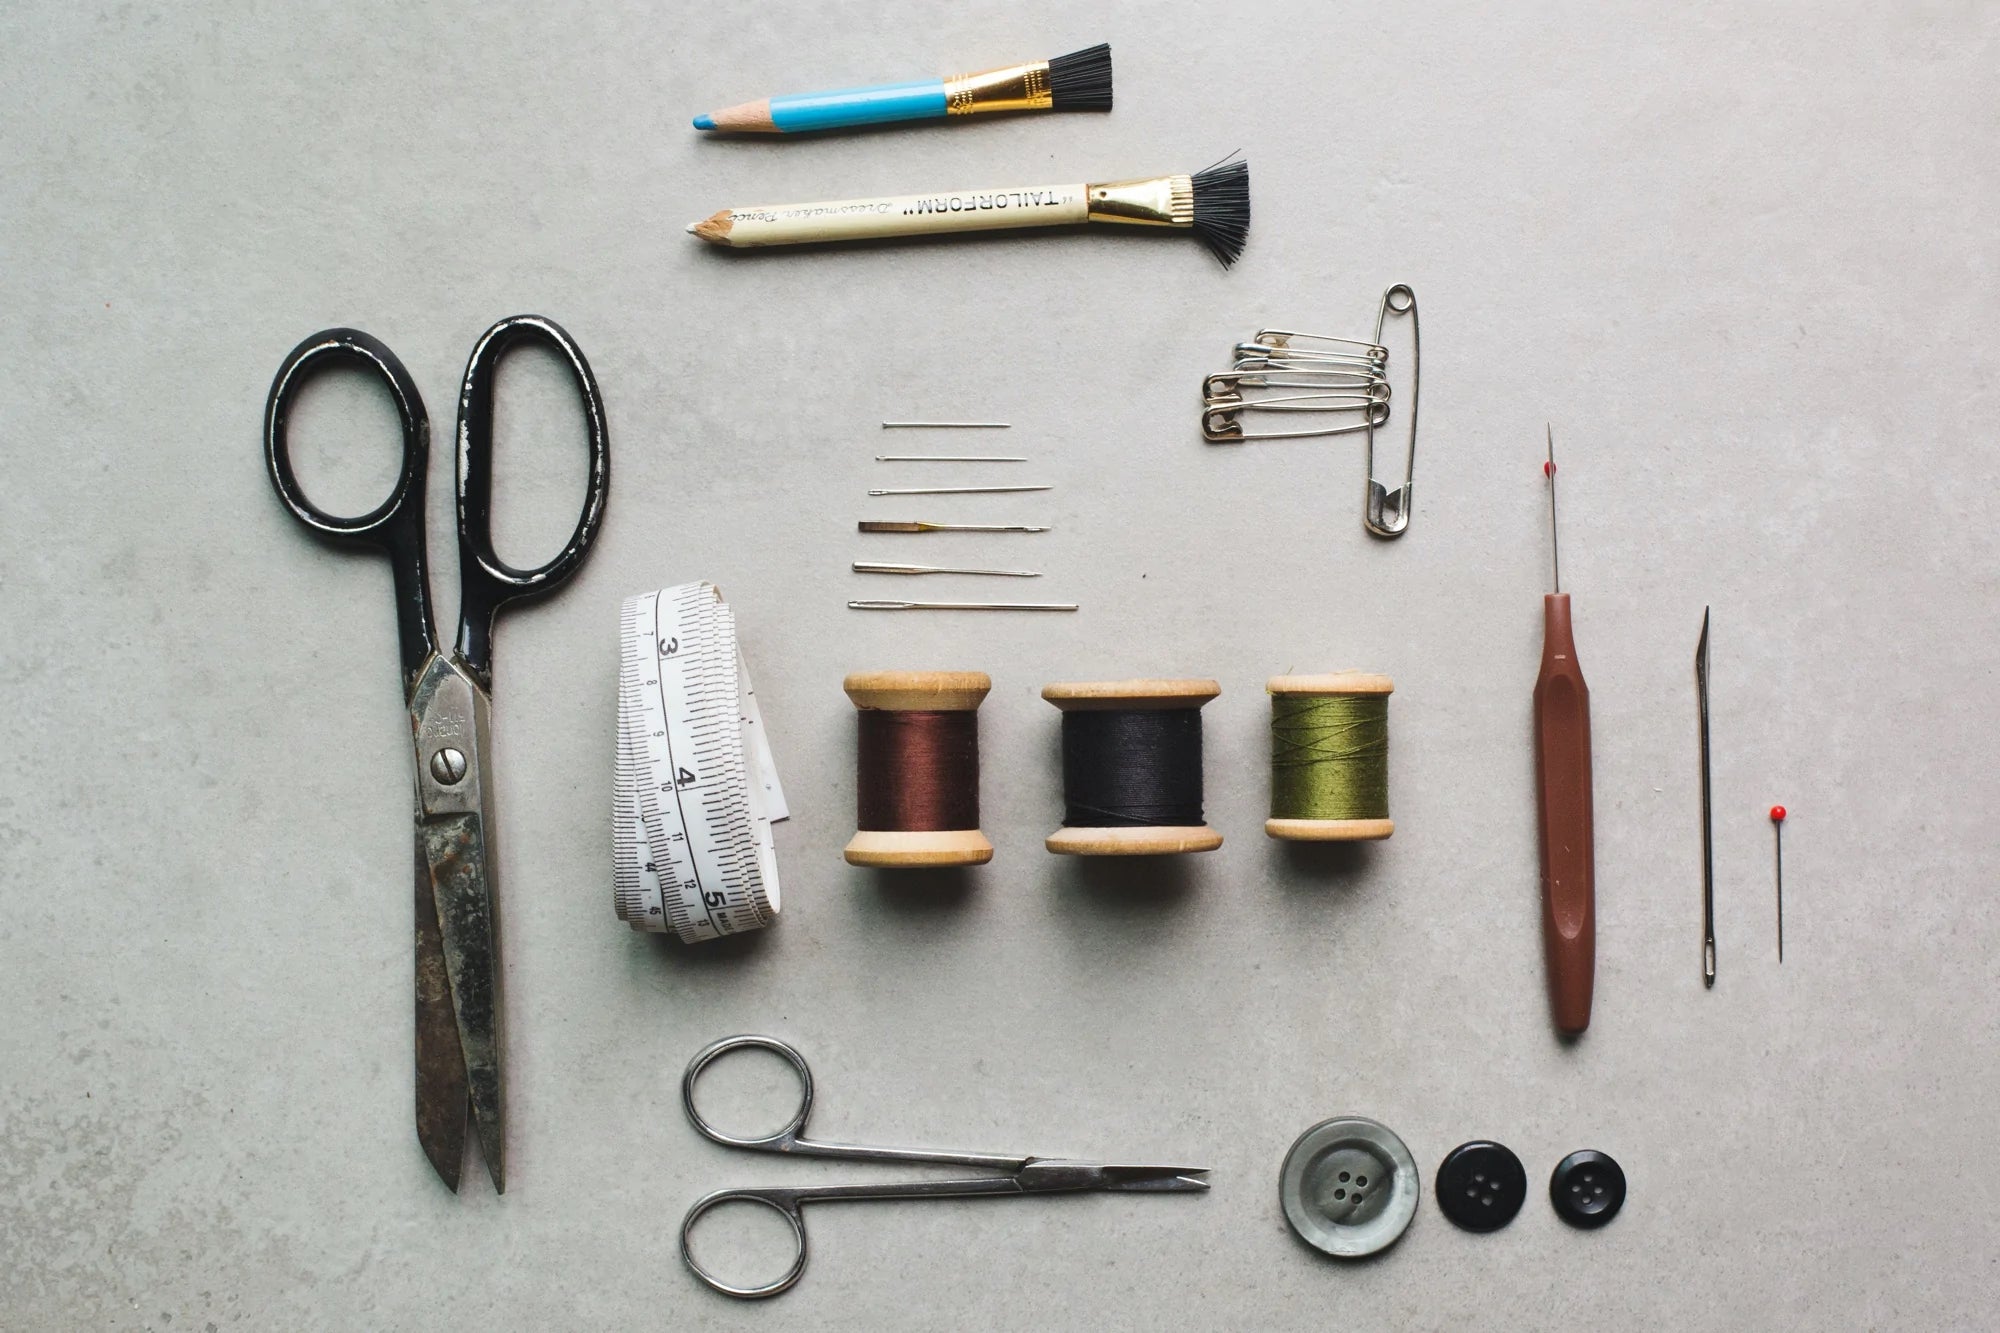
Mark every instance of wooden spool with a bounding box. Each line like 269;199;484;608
1040;678;1224;856
1265;672;1396;842
842;670;994;868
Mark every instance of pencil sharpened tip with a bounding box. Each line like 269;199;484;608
692;113;715;131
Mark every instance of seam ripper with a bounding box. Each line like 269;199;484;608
1535;427;1596;1035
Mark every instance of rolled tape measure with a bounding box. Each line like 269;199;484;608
615;582;786;941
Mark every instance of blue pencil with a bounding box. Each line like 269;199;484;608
694;44;1110;134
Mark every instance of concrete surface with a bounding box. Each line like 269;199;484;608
4;2;1998;1328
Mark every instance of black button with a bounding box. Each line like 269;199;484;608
1434;1141;1526;1233
1550;1149;1626;1228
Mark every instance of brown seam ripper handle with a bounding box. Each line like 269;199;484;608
1534;593;1596;1035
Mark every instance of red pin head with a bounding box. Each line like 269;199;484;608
1769;805;1787;823
1543;460;1556;478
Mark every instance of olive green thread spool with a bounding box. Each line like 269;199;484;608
1266;673;1395;841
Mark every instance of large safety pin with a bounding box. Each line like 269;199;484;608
1363;284;1419;537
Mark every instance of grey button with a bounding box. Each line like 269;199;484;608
1279;1117;1419;1258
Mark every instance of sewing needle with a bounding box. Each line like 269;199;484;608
1696;607;1716;988
858;521;1051;534
852;561;1041;577
848;599;1076;612
867;484;1051;496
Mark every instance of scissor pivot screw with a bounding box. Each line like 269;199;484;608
430;747;467;785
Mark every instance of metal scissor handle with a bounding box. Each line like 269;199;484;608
264;327;440;682
681;1034;818;1152
452;314;610;687
677;1036;819;1299
680;1184;813;1300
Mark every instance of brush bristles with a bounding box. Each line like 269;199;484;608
1047;43;1113;111
1190;159;1250;267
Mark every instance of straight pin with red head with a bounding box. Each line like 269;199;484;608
1770;805;1786;961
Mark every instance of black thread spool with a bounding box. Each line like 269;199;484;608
1041;678;1223;855
843;670;994;868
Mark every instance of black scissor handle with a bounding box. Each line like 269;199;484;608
264;328;439;681
453;314;610;686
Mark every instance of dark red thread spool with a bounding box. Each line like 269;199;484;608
843;671;994;868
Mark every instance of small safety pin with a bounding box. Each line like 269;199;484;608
1252;330;1390;366
1205;370;1390;401
1207;390;1388;416
1363;284;1419;537
1231;345;1386;375
1204;397;1390;442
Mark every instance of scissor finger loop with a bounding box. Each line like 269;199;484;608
680;1187;810;1300
456;314;610;590
453;314;611;684
264;327;430;541
682;1034;816;1151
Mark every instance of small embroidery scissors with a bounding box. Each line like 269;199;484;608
263;316;609;1193
679;1035;1209;1299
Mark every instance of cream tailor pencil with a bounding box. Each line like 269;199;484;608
687;159;1250;266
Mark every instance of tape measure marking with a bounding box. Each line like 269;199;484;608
615;583;785;941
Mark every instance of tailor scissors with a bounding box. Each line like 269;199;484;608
263;317;609;1193
679;1035;1209;1299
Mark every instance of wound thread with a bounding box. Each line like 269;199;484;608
843;670;993;868
1060;708;1206;827
856;709;980;832
1270;693;1390;821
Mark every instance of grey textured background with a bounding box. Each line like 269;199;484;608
4;2;1998;1329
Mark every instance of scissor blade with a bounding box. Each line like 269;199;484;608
1091;1165;1210;1193
414;837;467;1192
422;810;504;1193
1019;1160;1209;1193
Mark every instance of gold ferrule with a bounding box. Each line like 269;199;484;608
1084;175;1195;229
943;62;1053;114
